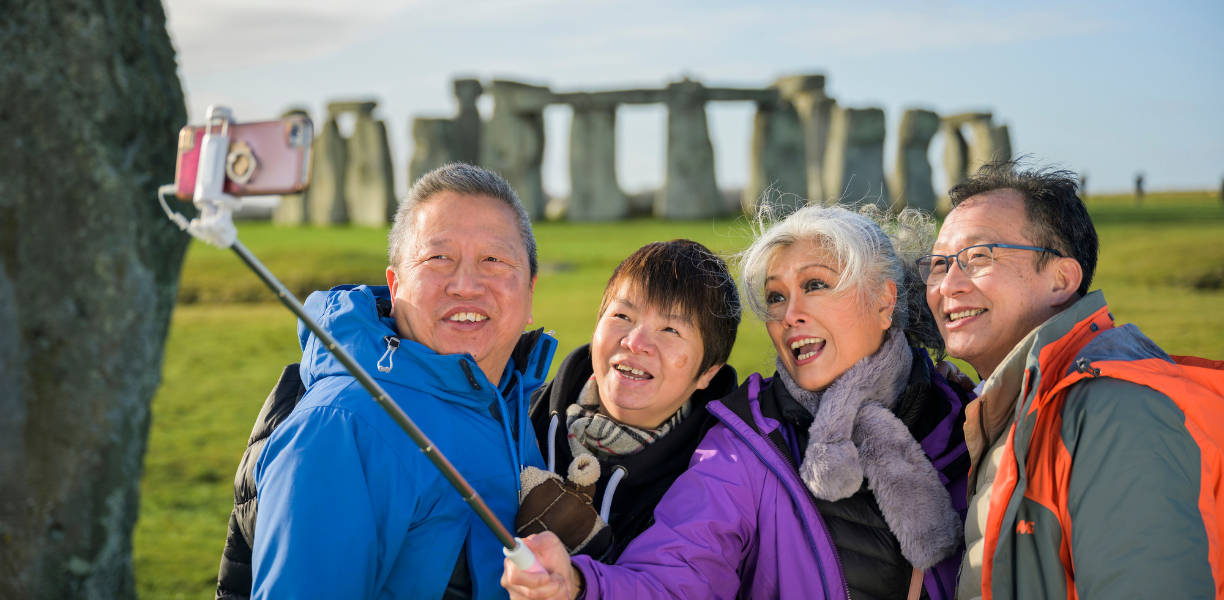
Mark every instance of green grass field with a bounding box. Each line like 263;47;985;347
133;191;1224;598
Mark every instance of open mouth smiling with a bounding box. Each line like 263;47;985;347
613;363;653;381
947;308;987;322
446;311;488;323
789;337;825;361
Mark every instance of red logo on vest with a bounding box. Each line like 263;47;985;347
1016;520;1035;534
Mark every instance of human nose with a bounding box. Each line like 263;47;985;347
621;324;655;355
781;297;808;327
937;254;972;298
445;258;486;298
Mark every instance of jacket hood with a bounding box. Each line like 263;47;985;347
532;343;737;487
298;285;556;410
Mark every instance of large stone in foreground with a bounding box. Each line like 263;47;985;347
332;101;396;227
775;74;835;202
0;1;189;597
452;78;483;166
567;97;627;221
657;78;723;220
893;108;940;213
307;116;349;225
409;118;456;186
824;107;889;208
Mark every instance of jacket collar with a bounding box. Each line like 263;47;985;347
964;290;1109;474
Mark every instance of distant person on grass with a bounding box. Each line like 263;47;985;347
238;163;556;600
927;161;1224;600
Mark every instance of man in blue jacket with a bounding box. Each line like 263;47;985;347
251;163;556;599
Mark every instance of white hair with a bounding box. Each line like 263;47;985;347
737;201;942;351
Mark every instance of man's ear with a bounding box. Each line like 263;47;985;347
1050;257;1083;306
386;266;399;316
527;274;538;325
694;363;723;390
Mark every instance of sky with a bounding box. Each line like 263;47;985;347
163;0;1223;200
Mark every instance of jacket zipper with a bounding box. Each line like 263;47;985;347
759;431;852;600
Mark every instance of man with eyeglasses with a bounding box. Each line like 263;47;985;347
923;161;1220;600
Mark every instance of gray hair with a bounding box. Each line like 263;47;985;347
737;202;944;353
388;163;538;278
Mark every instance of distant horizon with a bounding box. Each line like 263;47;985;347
163;0;1223;201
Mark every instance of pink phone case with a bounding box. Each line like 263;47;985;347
174;116;313;199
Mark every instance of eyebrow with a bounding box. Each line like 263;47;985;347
764;262;840;282
611;297;693;325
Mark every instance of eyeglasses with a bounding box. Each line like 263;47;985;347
916;244;1064;286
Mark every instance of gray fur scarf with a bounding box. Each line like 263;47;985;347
776;329;962;571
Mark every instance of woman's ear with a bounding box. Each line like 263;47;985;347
694;363;723;390
878;279;898;330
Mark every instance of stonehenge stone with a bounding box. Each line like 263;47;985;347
568;97;627;221
332;102;396;227
965;115;1003;170
452;78;483;165
775;74;835;202
992;124;1012;164
744;97;808;216
940;121;969;213
893;109;941;213
409;118;456;186
275;109;312;225
657;78;723;219
824;107;890;208
0;1;190;596
307;116;349;225
482;80;553;220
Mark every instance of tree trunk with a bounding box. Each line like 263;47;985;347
0;1;189;597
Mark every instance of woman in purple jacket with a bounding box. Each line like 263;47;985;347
505;204;972;600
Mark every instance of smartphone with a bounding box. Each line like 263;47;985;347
174;115;314;199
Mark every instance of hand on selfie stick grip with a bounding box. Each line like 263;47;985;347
936;360;976;393
502;533;579;600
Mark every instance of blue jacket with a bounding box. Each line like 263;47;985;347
252;285;555;599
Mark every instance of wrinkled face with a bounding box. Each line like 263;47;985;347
590;286;720;429
928;189;1062;379
764;241;894;392
387;192;535;385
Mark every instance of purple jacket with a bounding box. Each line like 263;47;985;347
573;361;970;600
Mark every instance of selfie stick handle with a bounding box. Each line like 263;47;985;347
230;241;521;551
504;538;548;574
160;104;530;555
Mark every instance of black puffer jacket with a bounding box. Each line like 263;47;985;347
760;347;970;600
528;344;737;564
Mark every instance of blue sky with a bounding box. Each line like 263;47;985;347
165;0;1223;199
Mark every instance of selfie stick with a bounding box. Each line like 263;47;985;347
158;105;545;574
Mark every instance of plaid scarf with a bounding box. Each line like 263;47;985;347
566;376;691;460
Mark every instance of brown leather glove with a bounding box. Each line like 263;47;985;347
516;454;610;555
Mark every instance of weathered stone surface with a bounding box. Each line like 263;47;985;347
776;75;834;202
452;79;483;166
274;109;311;226
343;103;397;227
657;78;723;219
940;121;969;213
823;107;889;208
306;117;349;225
568;99;627;221
0;1;189;597
893;109;940;213
965;116;1003;170
482;80;552;220
409;118;456;186
992;124;1012;165
743;97;808;215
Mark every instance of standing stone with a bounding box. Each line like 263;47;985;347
992;124;1012;164
568;97;628;221
409;118;456;186
333;102;396;227
775;75;835;202
482;80;552;220
823;107;889;208
965;116;999;170
743;97;808;215
940;121;969;213
0;1;189;597
306;116;349;225
452;79;483;165
658;78;723;219
274;109;312;226
892;109;940;213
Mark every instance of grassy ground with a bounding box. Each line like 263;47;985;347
133;191;1224;598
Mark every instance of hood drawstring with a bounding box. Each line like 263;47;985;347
377;336;400;373
599;466;627;524
547;413;559;473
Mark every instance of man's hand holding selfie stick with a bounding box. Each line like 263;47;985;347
157;105;547;577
